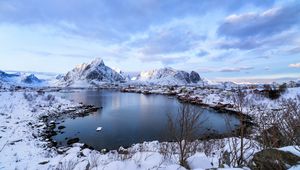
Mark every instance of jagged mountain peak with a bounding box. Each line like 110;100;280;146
74;58;104;71
60;58;126;86
90;58;105;67
136;67;202;85
21;74;42;84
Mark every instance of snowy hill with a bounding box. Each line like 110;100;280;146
58;58;126;87
135;67;203;85
21;74;42;84
0;70;19;80
0;70;44;88
112;67;131;81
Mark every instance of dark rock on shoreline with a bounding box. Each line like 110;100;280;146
250;149;300;170
67;138;79;145
58;125;65;130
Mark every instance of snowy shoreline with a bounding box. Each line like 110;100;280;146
1;86;300;169
0;90;219;169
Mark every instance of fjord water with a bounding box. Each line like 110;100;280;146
53;90;240;150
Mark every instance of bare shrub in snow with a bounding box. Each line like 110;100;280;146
225;137;256;167
225;88;256;167
167;104;204;169
254;95;300;151
159;142;177;161
56;160;77;170
23;92;37;102
118;147;133;161
253;102;284;149
43;94;56;105
202;139;220;157
277;95;300;150
262;83;287;100
89;151;100;169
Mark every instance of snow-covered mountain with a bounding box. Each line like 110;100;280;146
0;70;19;80
58;58;126;87
0;70;44;88
22;74;42;84
112;67;131;81
219;81;238;89
135;67;202;85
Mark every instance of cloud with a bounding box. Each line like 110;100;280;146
216;28;300;50
213;76;299;84
135;25;206;55
232;55;271;65
216;38;260;50
196;50;209;57
0;0;275;42
138;55;190;65
220;66;254;72
209;51;236;61
288;63;300;68
196;66;254;73
217;2;300;38
216;1;300;52
286;46;300;55
22;50;91;58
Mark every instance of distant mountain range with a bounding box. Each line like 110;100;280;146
135;67;203;85
56;58;204;86
2;58;203;88
2;58;298;88
0;70;44;87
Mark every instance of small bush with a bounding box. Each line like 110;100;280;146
262;84;286;100
23;92;36;101
56;160;77;170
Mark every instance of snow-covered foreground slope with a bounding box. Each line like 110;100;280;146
0;91;216;169
0;89;299;169
0;91;79;169
0;91;233;170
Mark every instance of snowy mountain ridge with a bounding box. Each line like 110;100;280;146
3;58;296;88
135;67;203;85
0;70;44;88
58;58;126;87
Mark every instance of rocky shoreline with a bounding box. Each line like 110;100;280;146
38;104;100;154
34;86;254;154
120;86;253;123
6;85;251;154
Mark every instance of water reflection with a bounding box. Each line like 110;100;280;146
53;90;240;150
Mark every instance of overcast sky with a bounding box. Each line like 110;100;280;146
0;0;299;82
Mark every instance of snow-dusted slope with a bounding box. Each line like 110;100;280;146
21;74;42;84
0;70;44;87
112;67;131;81
135;67;202;85
58;58;126;87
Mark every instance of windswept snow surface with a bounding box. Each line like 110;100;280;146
0;91;79;169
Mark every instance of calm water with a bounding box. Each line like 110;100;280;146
52;89;239;150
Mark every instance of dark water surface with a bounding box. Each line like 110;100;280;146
52;89;239;150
